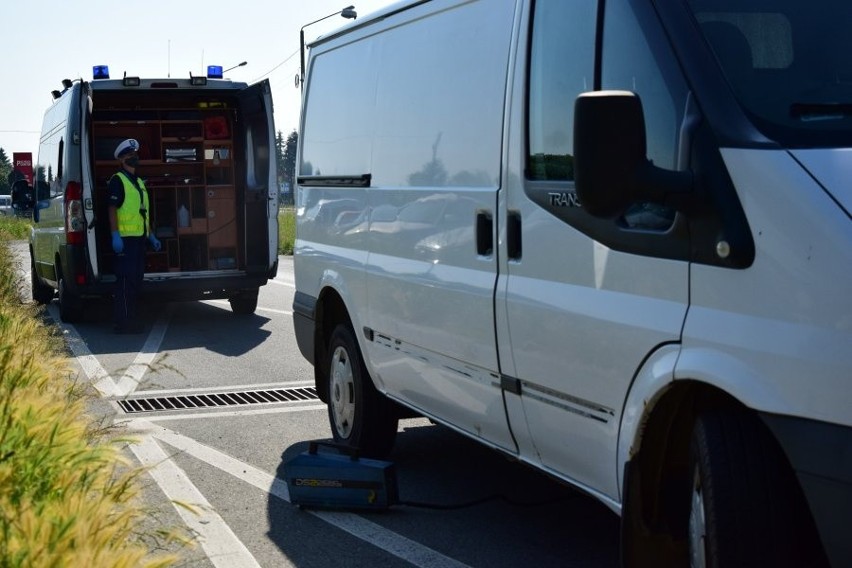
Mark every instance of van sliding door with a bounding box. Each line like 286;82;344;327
237;80;279;273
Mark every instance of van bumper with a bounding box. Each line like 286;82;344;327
69;272;269;302
292;291;316;365
760;413;852;568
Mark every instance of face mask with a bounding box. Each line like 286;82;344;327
124;156;139;167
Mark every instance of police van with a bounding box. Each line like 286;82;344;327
24;66;278;321
293;0;851;565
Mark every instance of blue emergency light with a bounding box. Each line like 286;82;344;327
93;65;110;80
207;65;223;79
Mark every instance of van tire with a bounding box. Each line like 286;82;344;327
57;275;83;323
31;258;55;305
229;290;258;315
687;408;824;568
326;324;398;458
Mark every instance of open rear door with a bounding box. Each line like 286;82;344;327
80;82;100;278
237;79;279;276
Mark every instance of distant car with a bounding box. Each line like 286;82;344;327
0;195;12;216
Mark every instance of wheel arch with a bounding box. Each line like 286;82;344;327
313;285;354;404
621;378;823;564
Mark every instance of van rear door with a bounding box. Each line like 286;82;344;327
79;82;100;278
237;79;278;274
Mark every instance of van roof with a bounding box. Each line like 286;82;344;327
88;78;250;91
308;0;422;48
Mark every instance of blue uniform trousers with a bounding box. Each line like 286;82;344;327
113;235;146;329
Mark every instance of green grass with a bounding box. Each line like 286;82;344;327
0;216;31;241
278;207;296;256
0;238;185;567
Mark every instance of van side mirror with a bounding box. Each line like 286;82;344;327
573;90;692;219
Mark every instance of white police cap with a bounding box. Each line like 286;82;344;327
114;138;140;159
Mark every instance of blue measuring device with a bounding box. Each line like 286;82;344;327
283;441;399;511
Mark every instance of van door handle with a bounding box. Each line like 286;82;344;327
507;210;521;260
476;210;493;256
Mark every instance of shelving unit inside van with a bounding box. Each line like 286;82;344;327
90;110;239;275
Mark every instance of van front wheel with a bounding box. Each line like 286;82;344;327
327;324;398;458
687;409;825;568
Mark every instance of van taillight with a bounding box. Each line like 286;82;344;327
65;181;86;245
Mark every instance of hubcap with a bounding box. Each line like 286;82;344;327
330;345;355;438
688;468;707;568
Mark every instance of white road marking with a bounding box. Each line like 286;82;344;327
47;304;119;397
129;434;261;568
204;299;292;317
269;278;295;288
114;304;174;396
134;420;471;568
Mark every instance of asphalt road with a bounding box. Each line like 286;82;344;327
10;241;620;568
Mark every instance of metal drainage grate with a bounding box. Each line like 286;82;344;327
117;387;319;414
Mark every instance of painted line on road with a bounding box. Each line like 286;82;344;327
47;304;119;397
133;420;471;568
269;278;295;288
114;304;174;396
205;299;292;317
129;433;261;568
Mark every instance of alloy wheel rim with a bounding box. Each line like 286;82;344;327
330;346;355;438
688;468;707;568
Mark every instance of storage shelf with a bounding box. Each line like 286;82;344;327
92;111;237;273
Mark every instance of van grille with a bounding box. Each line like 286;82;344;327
117;386;319;414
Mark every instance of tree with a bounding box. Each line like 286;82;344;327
275;130;286;185
0;148;11;195
281;130;298;202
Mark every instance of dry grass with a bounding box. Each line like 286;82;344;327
0;242;184;567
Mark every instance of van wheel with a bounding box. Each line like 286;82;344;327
229;290;258;315
327;324;398;458
687;409;823;568
58;275;83;323
31;258;55;305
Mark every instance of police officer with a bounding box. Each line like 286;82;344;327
108;139;161;334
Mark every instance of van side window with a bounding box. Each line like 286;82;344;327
601;0;690;231
526;0;597;181
36;130;62;200
54;138;64;197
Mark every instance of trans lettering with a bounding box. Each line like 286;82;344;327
548;192;581;208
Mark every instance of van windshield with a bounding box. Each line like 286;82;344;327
688;0;852;147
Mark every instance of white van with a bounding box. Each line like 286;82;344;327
293;1;851;565
23;68;279;321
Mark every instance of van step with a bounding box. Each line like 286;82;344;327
117;386;318;414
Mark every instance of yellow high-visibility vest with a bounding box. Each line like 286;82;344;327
113;172;150;237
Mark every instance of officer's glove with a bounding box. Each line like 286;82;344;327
148;234;162;252
111;231;124;254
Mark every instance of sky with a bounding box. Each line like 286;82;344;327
0;0;398;159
